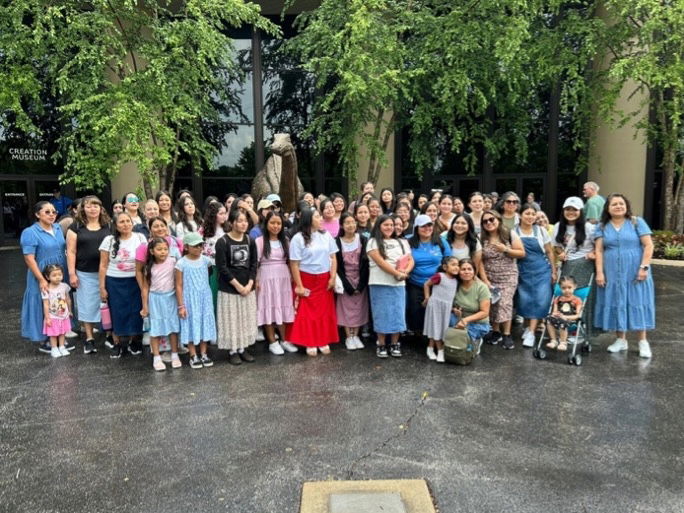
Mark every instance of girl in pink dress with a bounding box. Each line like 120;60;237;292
255;212;297;355
335;213;369;350
41;264;73;358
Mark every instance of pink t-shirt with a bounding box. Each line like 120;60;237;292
149;257;177;293
321;218;340;238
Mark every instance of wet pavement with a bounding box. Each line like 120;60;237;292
0;249;682;513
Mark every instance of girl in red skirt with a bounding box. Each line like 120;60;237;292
287;208;339;356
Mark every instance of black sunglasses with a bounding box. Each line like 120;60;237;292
482;217;497;225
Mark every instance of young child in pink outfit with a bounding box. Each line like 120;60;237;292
41;264;73;358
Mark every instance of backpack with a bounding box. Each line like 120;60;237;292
443;327;476;365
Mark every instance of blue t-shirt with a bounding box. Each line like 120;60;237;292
408;236;451;287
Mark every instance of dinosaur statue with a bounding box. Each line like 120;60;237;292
251;133;304;214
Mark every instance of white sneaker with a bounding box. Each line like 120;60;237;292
256;328;265;342
522;327;530;339
607;338;628;353
638;339;652;359
153;359;166;372
353;336;365;349
426;347;437;361
280;341;299;353
65;330;79;339
93;327;100;334
51;347;62;358
269;342;285;355
522;332;535;348
58;346;71;356
345;337;356;350
436;349;445;363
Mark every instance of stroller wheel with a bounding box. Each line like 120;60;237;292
581;343;592;353
569;354;582;366
533;349;540;359
537;349;547;360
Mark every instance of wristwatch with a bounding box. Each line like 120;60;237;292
640;265;649;271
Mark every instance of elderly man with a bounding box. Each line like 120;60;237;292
582;181;605;224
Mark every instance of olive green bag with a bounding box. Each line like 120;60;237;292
443;327;476;365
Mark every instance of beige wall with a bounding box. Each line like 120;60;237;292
589;82;649;216
352;113;396;196
111;162;142;201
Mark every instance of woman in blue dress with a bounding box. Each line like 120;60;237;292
21;201;68;348
594;193;655;358
514;203;556;348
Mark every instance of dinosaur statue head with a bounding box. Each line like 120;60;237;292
270;133;295;157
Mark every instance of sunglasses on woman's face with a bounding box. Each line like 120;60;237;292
43;210;58;215
127;197;139;203
482;217;497;225
504;199;519;204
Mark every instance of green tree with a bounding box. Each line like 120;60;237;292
0;0;278;197
287;0;599;186
592;0;684;232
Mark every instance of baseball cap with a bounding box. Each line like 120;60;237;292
414;214;433;227
265;194;281;203
563;196;584;210
257;199;275;211
183;232;204;247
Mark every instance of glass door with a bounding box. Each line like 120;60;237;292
0;179;30;246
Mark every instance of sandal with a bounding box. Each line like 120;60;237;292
546;339;558;350
557;341;568;351
319;345;331;355
306;347;318;357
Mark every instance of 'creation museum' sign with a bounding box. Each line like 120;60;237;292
8;148;48;161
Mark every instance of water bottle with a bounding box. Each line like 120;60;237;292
100;302;112;331
142;316;150;333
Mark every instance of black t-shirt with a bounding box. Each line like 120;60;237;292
215;234;257;294
68;223;111;272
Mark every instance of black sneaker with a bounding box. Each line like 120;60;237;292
38;341;52;354
104;335;115;349
110;344;124;359
376;345;389;358
64;340;76;352
189;355;203;369
83;339;97;354
502;335;515;350
239;350;255;363
390;343;402;358
128;339;143;356
200;354;214;367
484;331;502;345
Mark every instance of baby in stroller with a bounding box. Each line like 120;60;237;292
545;276;583;351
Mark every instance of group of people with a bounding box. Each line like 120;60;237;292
19;180;656;371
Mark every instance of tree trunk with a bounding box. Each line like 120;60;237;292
143;172;154;199
366;110;385;186
674;169;684;233
368;112;395;186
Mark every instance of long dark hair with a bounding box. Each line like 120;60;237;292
369;214;397;259
121;192;144;222
175;196;202;233
144;237;170;283
600;193;634;226
155;190;177;221
379;187;395;214
480;210;511;244
261;211;289;260
296;207;320;247
446;213;479;256
337;212;356;238
556;205;587;247
202;201;227;239
110;212;133;258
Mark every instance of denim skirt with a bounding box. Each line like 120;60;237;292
369;285;406;334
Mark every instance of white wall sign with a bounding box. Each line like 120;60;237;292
8;148;48;161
